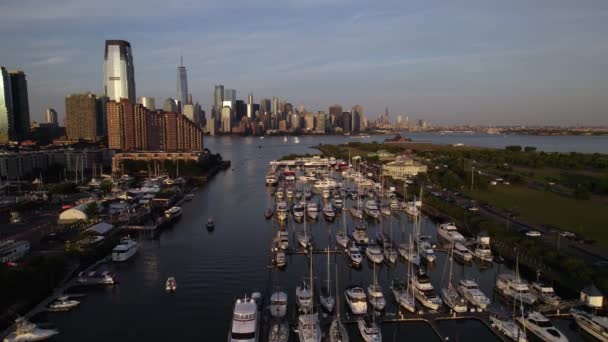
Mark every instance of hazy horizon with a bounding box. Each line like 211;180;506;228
1;0;607;126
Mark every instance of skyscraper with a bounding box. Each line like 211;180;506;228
213;85;224;119
65;93;98;141
139;97;155;111
96;95;109;137
9;70;30;140
351;105;363;132
163;98;178;112
246;92;253;119
104;40;136;102
224;88;236;101
45;108;58;125
260;98;271;114
177;56;188;107
0;67;14;144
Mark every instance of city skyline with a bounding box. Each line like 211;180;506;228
0;1;607;126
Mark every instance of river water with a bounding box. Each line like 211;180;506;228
38;134;600;341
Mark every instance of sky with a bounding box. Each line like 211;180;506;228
1;0;607;126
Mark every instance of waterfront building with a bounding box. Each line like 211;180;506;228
112;151;205;173
235;100;246;121
107;99;148;150
382;156;428;180
9;70;30;140
65;93;99;141
284;102;293;115
104;40;136;102
96;95;109;138
139;97;155;111
177;57;188;106
163;98;178;113
0;66;14;144
45;108;58;125
291;113;300;130
342;112;351;133
278;119;287;132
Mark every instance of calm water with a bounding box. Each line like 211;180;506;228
40;134;595;341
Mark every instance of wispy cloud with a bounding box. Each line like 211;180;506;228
31;56;69;66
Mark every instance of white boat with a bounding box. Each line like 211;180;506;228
269;291;288;318
398;243;420;266
294;137;300;144
76;270;116;285
165;277;177;292
417;237;436;263
516;311;568;342
228;295;259;342
389;198;399;209
313;179;339;190
344;286;367;315
296;280;313;313
276;201;289;222
570;306;608;342
274;249;286;268
367;284;386;311
437;223;465;244
164;206;182;220
530;282;561;307
184;193;195;201
297;313;322;342
391;280;416;313
48;296;80;311
333;198;344;209
277;231;289;250
336;231;349;249
111;236;139;262
380;206;391;216
410;269;442;310
363;200;380;220
441;244;468;313
489;315;528;342
283;136;288;142
458;279;491;309
265;174;278;186
404;202;420;217
347;244;363;267
349;207;364;219
472;233;493;263
330;263;349;342
496;273;537;305
383;244;398;264
306;202;319;220
268;321;289;342
276;187;285;199
3;318;58;342
292;203;305;222
0;240;30;263
352;226;369;245
453;242;473;263
286;188;294;199
365;244;384;264
323;203;336;222
322;189;331;199
320;247;336;313
357;317;382;342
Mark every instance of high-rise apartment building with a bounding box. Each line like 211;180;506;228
177;57;188;106
107;99;146;150
65;93;99;141
45;108;58;125
139;97;155;111
9;70;30;140
104;40;136;102
0;67;13;144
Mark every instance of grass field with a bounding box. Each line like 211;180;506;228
469;185;608;247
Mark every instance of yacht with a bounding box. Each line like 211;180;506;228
352;226;369;245
437;223;465;243
472;233;493;263
296;230;311;249
336;231;349;249
164;206;182;220
453;242;473;263
398;243;420;266
184;193;195;201
297;313;322;342
286;188;294;199
274;249;286;268
333;198;344;209
365;244;384;264
410;269;442;310
322;189;331;199
458;279;491;309
313;179;338;190
349;207;364;219
76;270;116;285
165;277;177;292
347;244;363;267
530;282;561;307
265;174;278;186
329;319;349;342
269;291;288;318
306;202;319;220
276;187;285;199
344;286;368;315
0;240;30;263
268;321;289;342
389;197;399;209
48;296;80;311
292;203;305;223
404;202;420;217
320;286;335;313
111;236;139;262
516;311;568;342
489;315;528;342
441;245;468;313
3;318;58;342
496;273;537;305
367;284;386;311
391;280;415;313
357;317;382;342
383;244;398;264
323;203;336;222
228;295;259;342
363;200;380;220
283;167;296;182
418;239;436;263
570;305;608;342
277;231;289;250
276;201;289;222
296;280;313;312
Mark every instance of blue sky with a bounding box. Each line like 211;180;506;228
1;0;607;125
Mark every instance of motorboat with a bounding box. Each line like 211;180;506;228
228;295;259;342
3;318;58;342
277;231;289;250
296;280;313;312
530;282;561;307
276;201;289;222
391;280;415;313
329;319;349;342
404;202;420;217
472;233;493;263
458;279;491;309
323;203;336;222
410;269;442;310
283;167;296;182
489;315;528;342
264;208;274;220
349;207;364;219
495;273;537;305
164;206;182;220
320;286;336;313
322;189;331;199
295;190;303;200
351;226;369;245
365;244;384;264
206;217;215;230
363;200;380;220
333;198;344;209
347;244;363;267
336;231;349;249
269;291;288;318
276;187;285;199
268;321;289;342
297;313;322;342
380;206;391;217
437;222;465;243
570;305;608;342
398;243;420;266
349;190;359;200
286;188;294;199
357;317;382;342
367;284;386;311
306;202;319;220
274;249;286;268
344;286;367;315
516;311;568;342
165;277;177;292
265;174;278;186
293;203;305;223
48;296;80;311
111;236;139;262
453;242;473;263
313;179;338;190
304;190;312;200
76;270;116;285
389;197;399;209
184;193;195;201
383;244;398;264
417;236;436;263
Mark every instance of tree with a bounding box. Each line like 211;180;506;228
505;145;522;152
100;180;113;194
83;202;100;220
524;146;537;152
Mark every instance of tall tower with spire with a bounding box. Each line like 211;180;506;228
177;55;189;107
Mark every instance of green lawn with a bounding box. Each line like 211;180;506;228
469;185;608;247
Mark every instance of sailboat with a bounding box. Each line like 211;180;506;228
336;205;349;248
329;263;349;342
298;248;322;342
358;316;382;342
391;239;416;313
297;216;312;249
441;243;468;313
320;246;336;312
367;261;386;311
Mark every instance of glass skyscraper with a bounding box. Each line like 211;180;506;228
0;67;14;144
104;40;136;103
177;56;188;106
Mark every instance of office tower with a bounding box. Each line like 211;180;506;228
183;102;203;125
65;93;99;141
235;100;246;121
342;112;351;133
224;88;236;101
252;104;260;117
187;94;192;105
315;112;326;133
397;115;402;125
163;98;178;112
272;97;279;115
9;70;30;140
95;95;109;137
291;113;300;130
213;85;224;118
259;98;271;114
246;92;253;118
45;108;58;125
177;56;188;106
284;103;293;115
0;67;14;144
304;113;314;131
385;107;389;125
351;105;363;132
329;104;342;127
104;40;136;102
139;97;155;111
221;107;231;133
